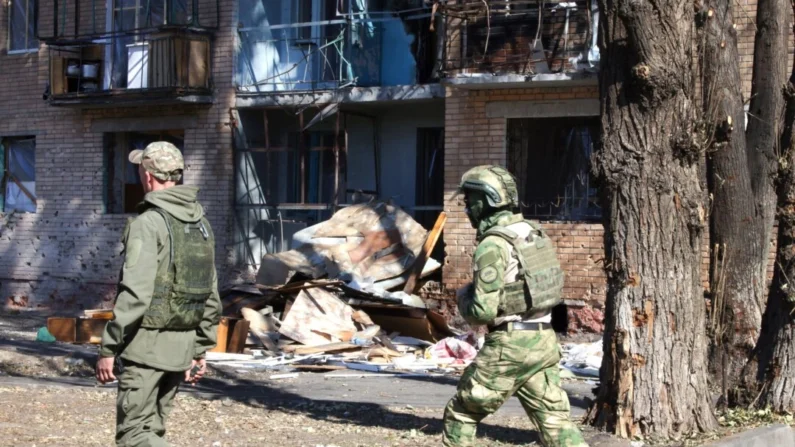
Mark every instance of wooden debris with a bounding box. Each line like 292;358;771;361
278;288;357;346
227;319;250;354
47;317;76;343
210;317;249;353
294;342;359;355
292;364;346;372
241;308;279;352
82;309;113;319
403;211;447;294
353;310;375;326
76;318;107;344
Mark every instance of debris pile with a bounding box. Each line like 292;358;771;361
213;202;468;377
559;340;602;378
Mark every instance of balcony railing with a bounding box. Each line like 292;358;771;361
236;11;437;93
46;30;212;106
440;0;598;75
39;0;219;42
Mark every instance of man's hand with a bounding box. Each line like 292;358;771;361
185;358;206;385
96;356;116;384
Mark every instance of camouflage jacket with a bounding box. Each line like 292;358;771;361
458;211;530;326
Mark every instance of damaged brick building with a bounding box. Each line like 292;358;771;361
0;0;770;334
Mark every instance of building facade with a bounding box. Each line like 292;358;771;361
0;0;775;333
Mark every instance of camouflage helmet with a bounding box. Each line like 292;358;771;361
458;165;519;209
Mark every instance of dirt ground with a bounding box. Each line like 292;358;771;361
0;383;632;447
0;310;770;447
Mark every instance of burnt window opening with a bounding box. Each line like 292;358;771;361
415;127;445;261
507;117;600;221
103;130;185;214
0;137;37;213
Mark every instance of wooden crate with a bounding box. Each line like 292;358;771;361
47;317;76;343
209;317;248;353
76;318;108;344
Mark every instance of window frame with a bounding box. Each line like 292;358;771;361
506;116;601;222
0;137;37;213
103;130;185;215
7;0;39;53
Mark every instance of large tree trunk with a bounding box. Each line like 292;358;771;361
743;6;795;411
585;0;717;438
701;0;779;397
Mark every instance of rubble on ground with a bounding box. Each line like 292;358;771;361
211;201;468;377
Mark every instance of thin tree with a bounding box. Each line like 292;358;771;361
585;0;718;438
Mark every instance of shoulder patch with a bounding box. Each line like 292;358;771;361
479;265;499;284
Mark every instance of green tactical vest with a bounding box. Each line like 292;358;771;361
480;220;564;316
140;208;216;330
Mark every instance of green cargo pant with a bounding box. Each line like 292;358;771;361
116;362;183;447
443;327;587;447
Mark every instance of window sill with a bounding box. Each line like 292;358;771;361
6;49;39;55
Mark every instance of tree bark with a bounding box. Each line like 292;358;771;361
700;0;778;396
743;5;795;412
700;0;788;401
586;0;717;439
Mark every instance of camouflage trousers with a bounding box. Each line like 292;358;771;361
443;327;587;447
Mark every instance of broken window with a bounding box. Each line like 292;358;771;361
0;137;37;213
415;127;445;260
9;0;38;52
103;130;184;214
234;109;347;264
507;117;600;221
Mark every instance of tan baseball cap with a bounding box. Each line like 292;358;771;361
129;141;184;182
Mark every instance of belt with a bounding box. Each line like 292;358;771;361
489;322;553;332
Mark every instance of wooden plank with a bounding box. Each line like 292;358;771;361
240;308;279;352
83;309;113;319
209;317;231;353
403;211;447;294
47;317;76;343
188;38;209;87
294;342;359;355
76;318;107;344
227;319;250;354
51;56;66;95
292;364;347;371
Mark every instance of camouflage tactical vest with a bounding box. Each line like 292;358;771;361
140;208;216;330
480;221;564;316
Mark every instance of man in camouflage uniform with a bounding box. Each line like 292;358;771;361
443;165;587;447
96;141;221;447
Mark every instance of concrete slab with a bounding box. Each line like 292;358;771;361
702;424;795;447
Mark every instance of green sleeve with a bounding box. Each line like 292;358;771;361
99;216;160;358
193;262;221;359
458;237;508;325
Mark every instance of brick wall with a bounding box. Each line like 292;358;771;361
0;0;241;310
441;81;778;333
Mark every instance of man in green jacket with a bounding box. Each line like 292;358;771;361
443;165;587;447
96;141;221;447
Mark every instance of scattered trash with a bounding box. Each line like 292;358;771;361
426;337;477;366
36;327;56;343
269;373;300;380
560;340;602;378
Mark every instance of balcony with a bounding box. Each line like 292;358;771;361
440;0;599;77
39;0;219;107
235;1;438;94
